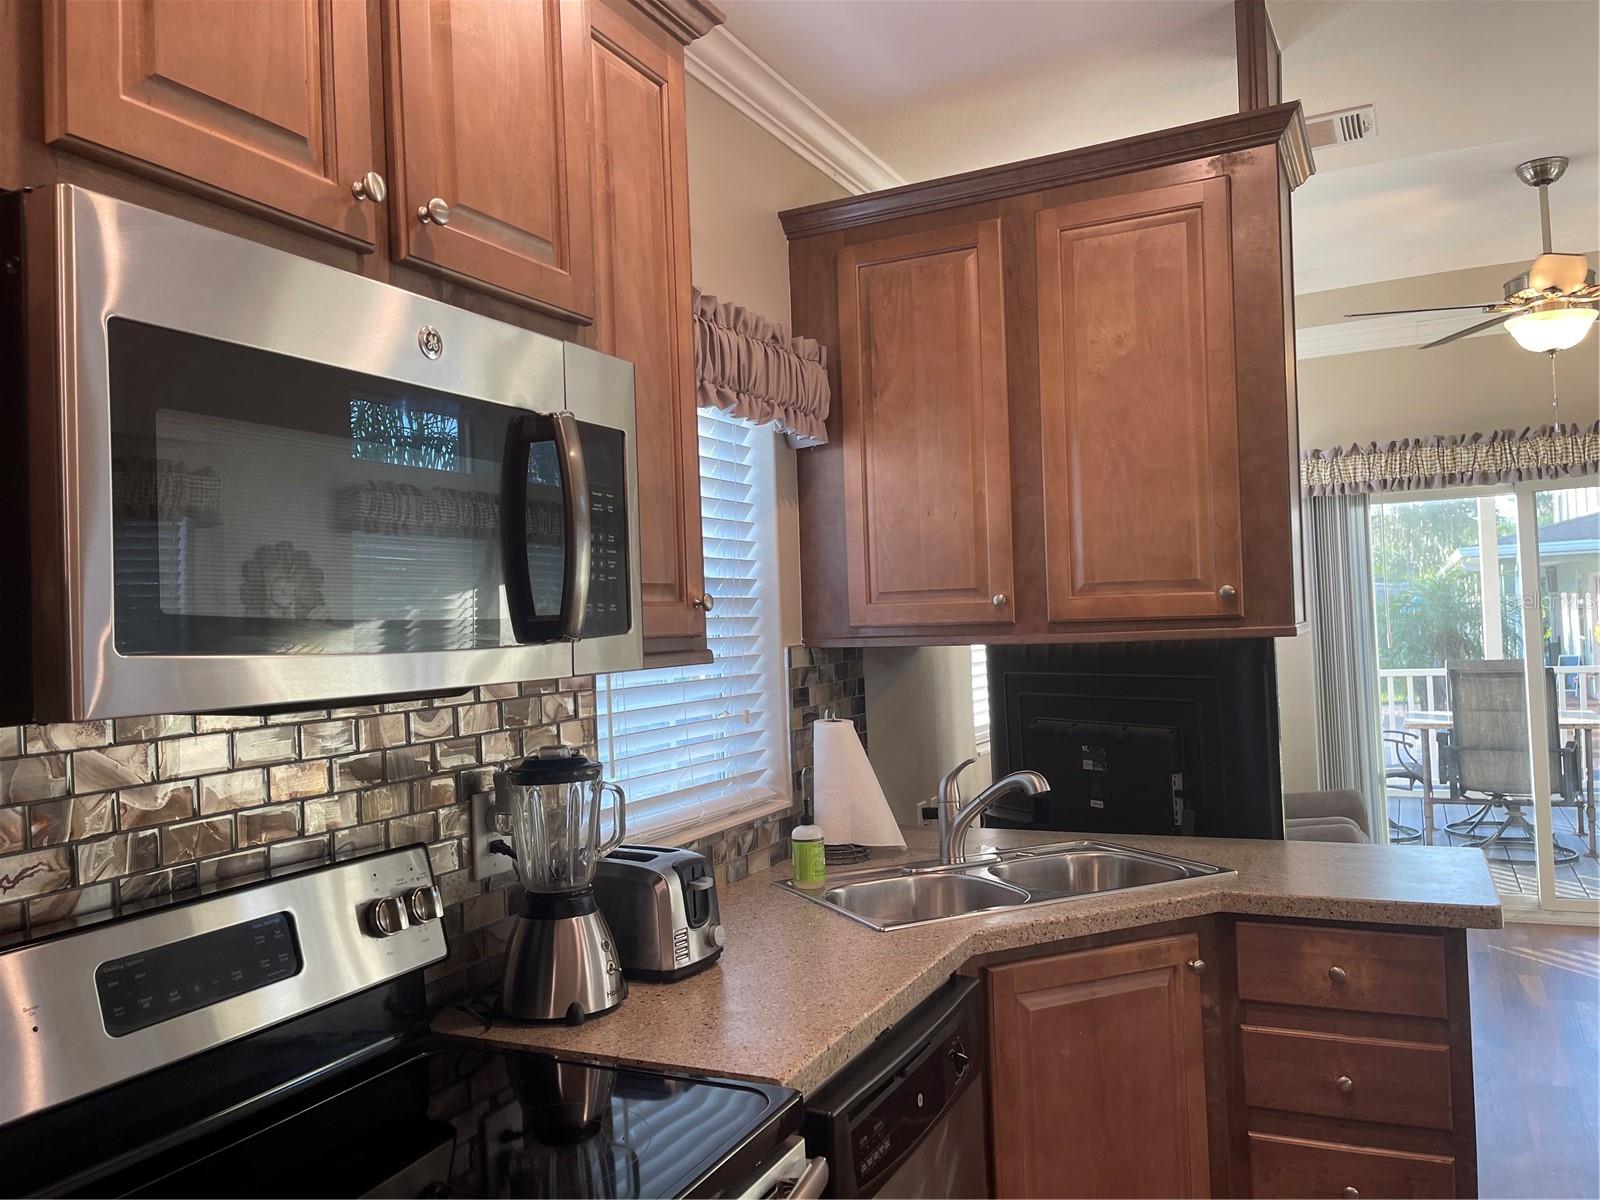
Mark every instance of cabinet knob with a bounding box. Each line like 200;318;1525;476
350;171;387;203
1328;965;1348;985
991;593;1008;608
417;197;452;226
1186;958;1206;974
1343;1188;1360;1199
1335;1074;1355;1094
1218;584;1237;601
692;593;715;612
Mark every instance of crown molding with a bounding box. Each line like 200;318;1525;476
626;0;724;46
1296;313;1507;359
780;101;1311;239
685;28;904;196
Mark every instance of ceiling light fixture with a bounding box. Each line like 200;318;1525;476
1504;299;1598;353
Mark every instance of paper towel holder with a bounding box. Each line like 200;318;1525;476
811;708;880;865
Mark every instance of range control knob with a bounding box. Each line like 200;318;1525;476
948;1042;971;1078
368;896;409;937
407;884;444;924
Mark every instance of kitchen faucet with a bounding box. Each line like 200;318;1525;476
936;758;1049;865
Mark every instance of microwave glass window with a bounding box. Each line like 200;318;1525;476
106;319;578;656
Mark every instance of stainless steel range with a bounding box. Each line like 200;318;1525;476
8;185;642;720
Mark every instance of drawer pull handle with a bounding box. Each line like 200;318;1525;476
1344;1188;1360;1199
1335;1074;1355;1094
1328;965;1348;984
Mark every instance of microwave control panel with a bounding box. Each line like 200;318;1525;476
580;421;631;638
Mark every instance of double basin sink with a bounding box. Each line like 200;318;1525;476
781;840;1230;931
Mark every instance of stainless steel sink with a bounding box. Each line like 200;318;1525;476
985;847;1193;897
782;841;1229;931
816;872;1029;931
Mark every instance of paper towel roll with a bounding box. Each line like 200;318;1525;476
812;718;905;848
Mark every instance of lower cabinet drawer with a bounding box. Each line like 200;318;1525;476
1249;1131;1456;1199
1241;1025;1453;1130
1235;922;1449;1018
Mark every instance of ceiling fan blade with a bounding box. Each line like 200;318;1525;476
1343;304;1498;317
1418;312;1514;349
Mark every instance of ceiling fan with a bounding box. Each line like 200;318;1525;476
1344;156;1599;353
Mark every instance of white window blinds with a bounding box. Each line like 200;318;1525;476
596;408;786;842
972;644;990;754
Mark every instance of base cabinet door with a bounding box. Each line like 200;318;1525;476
387;0;596;318
1036;178;1243;623
836;220;1016;629
587;1;705;653
44;0;380;246
987;934;1211;1198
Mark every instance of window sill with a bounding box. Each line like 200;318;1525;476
636;791;797;849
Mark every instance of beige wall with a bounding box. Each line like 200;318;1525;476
683;78;845;648
863;646;991;825
1280;257;1600;790
685;78;845;325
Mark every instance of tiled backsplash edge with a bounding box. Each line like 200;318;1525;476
0;645;868;1008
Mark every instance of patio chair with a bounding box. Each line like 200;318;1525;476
1382;729;1425;843
1438;660;1582;865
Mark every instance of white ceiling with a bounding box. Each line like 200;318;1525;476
715;0;1600;294
720;0;1239;183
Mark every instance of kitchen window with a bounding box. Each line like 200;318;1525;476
972;644;991;754
596;408;789;841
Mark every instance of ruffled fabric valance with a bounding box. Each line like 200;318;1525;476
1301;422;1600;496
692;287;830;446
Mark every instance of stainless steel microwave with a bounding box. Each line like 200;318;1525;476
12;186;642;720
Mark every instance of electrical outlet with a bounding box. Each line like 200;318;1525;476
470;790;516;881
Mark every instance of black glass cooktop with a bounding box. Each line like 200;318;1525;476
113;1044;798;1200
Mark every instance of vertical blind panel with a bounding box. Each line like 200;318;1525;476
598;408;785;841
972;644;990;752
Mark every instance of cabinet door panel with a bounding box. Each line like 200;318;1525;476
1037;178;1242;622
45;0;378;246
389;0;595;318
987;934;1210;1198
588;3;703;646
837;220;1014;628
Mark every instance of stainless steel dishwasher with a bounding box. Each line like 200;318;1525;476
802;976;990;1197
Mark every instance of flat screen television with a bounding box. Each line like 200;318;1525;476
984;639;1283;840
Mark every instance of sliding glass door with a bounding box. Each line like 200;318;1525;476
1371;482;1599;917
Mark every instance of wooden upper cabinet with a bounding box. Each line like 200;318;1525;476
387;0;596;319
988;935;1211;1199
587;2;704;649
836;220;1016;628
43;0;380;247
1036;177;1244;623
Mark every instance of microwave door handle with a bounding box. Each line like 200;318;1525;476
500;412;590;644
553;412;591;641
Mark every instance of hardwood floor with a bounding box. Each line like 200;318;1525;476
1469;924;1600;1199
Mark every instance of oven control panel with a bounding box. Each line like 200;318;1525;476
96;912;301;1037
0;845;447;1128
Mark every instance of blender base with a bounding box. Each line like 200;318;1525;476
501;894;627;1024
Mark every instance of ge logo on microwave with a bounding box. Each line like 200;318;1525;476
417;325;444;360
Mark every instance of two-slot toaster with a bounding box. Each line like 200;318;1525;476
594;845;725;981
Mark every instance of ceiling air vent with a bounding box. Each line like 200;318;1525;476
1306;105;1377;149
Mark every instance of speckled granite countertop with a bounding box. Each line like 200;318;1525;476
432;827;1501;1095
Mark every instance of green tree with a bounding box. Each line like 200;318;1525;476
1369;498;1485;672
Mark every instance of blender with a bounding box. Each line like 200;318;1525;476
498;747;628;1024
